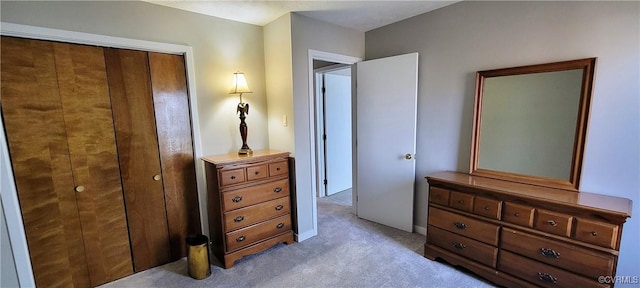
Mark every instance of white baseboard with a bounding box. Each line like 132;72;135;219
295;229;317;242
414;225;427;235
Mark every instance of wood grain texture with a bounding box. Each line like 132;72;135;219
105;48;171;272
148;52;201;260
2;36;86;288
53;42;133;286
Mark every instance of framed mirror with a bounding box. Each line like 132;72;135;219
470;58;596;191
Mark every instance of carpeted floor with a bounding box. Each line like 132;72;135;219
99;197;495;288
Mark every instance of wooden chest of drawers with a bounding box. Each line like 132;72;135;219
203;150;294;268
425;171;631;288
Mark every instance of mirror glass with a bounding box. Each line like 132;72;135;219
470;58;596;191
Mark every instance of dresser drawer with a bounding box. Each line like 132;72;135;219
535;209;573;237
246;165;268;181
502;227;614;280
269;160;288;177
574;218;619;249
499;250;607;288
429;187;450;206
224;196;291;232
222;179;289;211
449;191;474;212
226;215;291;252
503;202;535;227
428;226;497;268
220;169;245;186
428;207;499;246
473;197;502;220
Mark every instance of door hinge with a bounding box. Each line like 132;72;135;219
323;179;328;185
323;134;327;141
322;87;326;93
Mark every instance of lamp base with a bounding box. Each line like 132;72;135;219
238;148;253;155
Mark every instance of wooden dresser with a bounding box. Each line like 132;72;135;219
425;171;632;288
203;150;294;268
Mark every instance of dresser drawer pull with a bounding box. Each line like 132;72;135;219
458;200;464;204
484;206;490;211
453;222;467;230
514;212;520;217
276;223;285;229
231;176;236;180
275;205;284;211
232;196;243;203
537;272;557;284
452;242;466;250
234;216;244;223
547;220;557;226
591;231;598;237
276;167;281;171
236;235;246;242
274;187;282;193
539;248;560;258
254;171;260;175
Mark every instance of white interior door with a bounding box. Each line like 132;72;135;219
324;70;353;195
355;53;418;232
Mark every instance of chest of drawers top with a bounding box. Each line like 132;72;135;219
427;171;632;221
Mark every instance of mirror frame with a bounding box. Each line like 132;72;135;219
470;58;596;191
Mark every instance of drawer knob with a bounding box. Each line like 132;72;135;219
234;216;244;223
254;171;260;175
232;196;243;203
276;167;281;171
453;222;467;230
75;185;85;193
153;174;161;181
275;205;284;211
231;176;236;180
537;272;557;284
591;231;598;237
458;200;464;204
539;248;560;259
274;187;282;193
484;206;490;211
452;241;466;250
514;212;520;217
236;235;246;242
547;220;557;226
276;223;285;229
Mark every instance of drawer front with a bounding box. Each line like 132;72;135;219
246;165;268;181
222;179;290;211
473;197;502;220
429;187;450;206
499;250;607;288
574;218;619;249
449;191;474;212
220;169;246;186
428;207;499;246
502;227;615;279
226;215;291;252
224;197;291;232
428;226;497;268
269;161;288;177
535;209;573;237
503;202;535;227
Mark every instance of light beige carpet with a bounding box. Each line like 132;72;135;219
99;197;495;287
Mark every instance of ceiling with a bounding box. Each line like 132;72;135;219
144;1;459;32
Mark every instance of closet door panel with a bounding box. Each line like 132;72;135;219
53;43;133;285
148;52;201;259
105;48;171;271
1;37;88;287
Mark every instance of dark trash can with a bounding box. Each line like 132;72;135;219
186;234;211;280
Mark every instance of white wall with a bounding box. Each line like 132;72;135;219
290;13;364;239
365;1;639;282
264;14;295;153
1;200;19;288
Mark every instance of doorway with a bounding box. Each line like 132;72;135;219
314;63;353;207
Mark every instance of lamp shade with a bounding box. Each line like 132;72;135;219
229;72;252;94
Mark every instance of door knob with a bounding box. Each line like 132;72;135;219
405;153;413;160
153;174;161;181
75;186;85;193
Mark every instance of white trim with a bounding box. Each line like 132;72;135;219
0;22;206;283
295;229;317;242
414;225;427;236
307;49;361;238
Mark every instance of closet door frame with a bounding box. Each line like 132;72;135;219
0;22;205;287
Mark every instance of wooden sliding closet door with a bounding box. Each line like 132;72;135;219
148;52;201;259
104;48;171;272
1;37;133;287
